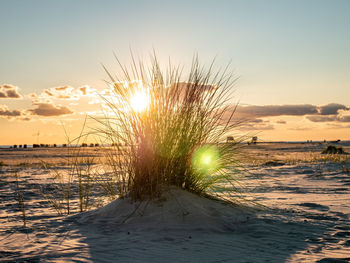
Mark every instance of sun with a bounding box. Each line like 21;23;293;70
130;90;149;112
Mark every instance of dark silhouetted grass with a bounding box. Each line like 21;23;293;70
322;145;346;154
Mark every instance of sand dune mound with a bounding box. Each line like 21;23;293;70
76;187;250;232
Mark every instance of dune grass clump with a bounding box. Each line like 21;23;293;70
95;54;243;201
322;145;346;155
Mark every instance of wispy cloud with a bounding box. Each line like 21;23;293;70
307;115;350;123
238;123;274;131
0;84;22;99
235;104;318;119
306;115;337;122
222;103;350;131
78;85;95;96
233;103;349;120
40;86;78;100
1;100;74;120
0;105;31;121
28;102;73;116
319;103;349;115
0;105;25;118
276;120;287;124
31;85;97;102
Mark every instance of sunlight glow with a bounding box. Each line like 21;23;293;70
130;90;149;112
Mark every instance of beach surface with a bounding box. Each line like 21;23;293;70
1;142;350;262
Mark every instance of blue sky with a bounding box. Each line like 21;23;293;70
2;0;350;103
1;0;350;143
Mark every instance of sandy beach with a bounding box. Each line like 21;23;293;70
1;142;350;262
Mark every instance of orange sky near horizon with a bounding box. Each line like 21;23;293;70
0;83;349;145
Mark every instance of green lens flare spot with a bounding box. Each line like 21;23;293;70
192;145;221;174
202;154;212;165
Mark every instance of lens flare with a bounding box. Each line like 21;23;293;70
192;145;221;174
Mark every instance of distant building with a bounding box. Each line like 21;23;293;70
251;136;258;144
226;136;234;143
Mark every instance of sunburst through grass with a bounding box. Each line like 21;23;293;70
94;53;244;202
130;90;149;112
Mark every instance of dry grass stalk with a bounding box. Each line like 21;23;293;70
14;172;26;227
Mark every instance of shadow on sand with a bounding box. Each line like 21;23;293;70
7;205;348;262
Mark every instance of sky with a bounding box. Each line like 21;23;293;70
1;0;350;144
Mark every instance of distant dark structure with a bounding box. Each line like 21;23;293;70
13;145;17;148
226;136;234;143
53;144;57;147
81;143;88;147
94;143;99;147
251;136;258;144
33;144;40;148
90;143;94;147
62;144;67;147
23;144;27;148
322;145;346;154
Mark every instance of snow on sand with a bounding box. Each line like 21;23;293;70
1;144;350;262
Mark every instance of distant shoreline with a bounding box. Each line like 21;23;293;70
1;140;350;149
